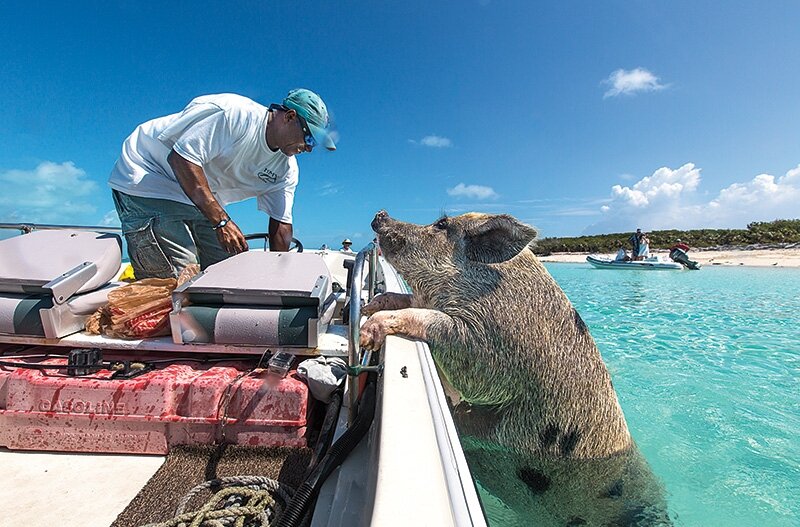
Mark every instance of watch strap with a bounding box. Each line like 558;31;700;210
211;218;230;230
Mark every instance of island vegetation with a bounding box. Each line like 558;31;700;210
531;219;800;255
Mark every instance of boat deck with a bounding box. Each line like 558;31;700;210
0;448;164;527
111;445;312;527
0;230;488;526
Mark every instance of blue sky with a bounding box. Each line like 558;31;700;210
1;1;799;248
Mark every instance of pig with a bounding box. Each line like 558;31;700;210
360;210;671;527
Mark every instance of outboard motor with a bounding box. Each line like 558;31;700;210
669;247;701;270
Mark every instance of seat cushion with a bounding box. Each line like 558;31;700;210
0;230;122;295
174;305;321;347
0;283;121;337
0;294;52;336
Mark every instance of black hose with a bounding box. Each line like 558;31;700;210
0;360;70;370
304;391;343;478
276;375;377;527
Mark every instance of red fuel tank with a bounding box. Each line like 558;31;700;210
0;347;308;454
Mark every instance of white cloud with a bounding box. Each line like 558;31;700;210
100;210;120;226
603;68;667;98
410;135;453;148
553;208;601;217
447;183;499;200
585;163;800;234
316;182;340;196
708;166;800;220
0;161;101;224
610;163;701;208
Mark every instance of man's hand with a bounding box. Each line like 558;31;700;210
215;219;249;254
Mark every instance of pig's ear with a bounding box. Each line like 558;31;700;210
464;215;538;263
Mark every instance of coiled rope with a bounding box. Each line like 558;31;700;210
143;475;295;527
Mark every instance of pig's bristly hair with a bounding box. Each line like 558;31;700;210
463;214;538;264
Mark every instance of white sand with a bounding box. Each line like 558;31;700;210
538;248;800;268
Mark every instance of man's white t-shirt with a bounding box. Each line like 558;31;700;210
109;93;298;223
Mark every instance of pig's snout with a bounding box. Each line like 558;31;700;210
371;210;407;256
372;210;390;232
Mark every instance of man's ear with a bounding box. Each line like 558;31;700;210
463;214;538;264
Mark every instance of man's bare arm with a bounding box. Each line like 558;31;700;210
269;217;293;252
167;150;248;254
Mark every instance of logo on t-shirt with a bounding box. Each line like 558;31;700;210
257;167;279;184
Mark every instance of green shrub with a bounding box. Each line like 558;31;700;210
530;219;800;255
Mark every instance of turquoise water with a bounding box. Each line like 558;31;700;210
479;264;799;526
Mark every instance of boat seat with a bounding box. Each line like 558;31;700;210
0;230;122;338
170;251;335;348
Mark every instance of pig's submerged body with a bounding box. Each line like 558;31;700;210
361;211;672;526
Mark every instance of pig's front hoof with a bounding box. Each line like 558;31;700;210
362;295;386;316
363;293;400;316
359;313;392;351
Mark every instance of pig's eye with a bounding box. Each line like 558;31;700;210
433;218;448;230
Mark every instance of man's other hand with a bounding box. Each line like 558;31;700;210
216;220;249;254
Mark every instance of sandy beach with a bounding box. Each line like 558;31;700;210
538;248;800;268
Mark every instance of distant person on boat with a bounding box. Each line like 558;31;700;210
637;233;651;260
615;246;630;261
628;228;642;260
340;238;354;253
108;89;336;279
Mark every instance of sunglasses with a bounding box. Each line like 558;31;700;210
271;104;316;149
295;113;317;149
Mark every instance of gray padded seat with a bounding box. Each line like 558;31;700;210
170;251;334;348
0;230;122;338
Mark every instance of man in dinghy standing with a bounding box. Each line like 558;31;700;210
629;228;642;261
108;89;336;279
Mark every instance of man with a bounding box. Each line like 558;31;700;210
340;238;354;253
108;89;335;279
629;228;642;261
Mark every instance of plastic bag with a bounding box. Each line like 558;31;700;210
86;264;200;339
86;278;176;338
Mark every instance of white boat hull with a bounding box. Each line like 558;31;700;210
586;255;684;270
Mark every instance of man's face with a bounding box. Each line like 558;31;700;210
278;110;314;156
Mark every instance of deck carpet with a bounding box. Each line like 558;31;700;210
112;444;312;527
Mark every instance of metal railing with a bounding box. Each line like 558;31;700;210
0;222;122;235
347;242;380;425
243;233;304;252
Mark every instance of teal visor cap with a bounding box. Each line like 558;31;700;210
283;88;336;151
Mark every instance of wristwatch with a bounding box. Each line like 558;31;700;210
211;217;230;230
